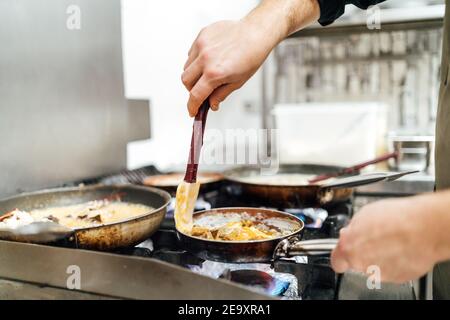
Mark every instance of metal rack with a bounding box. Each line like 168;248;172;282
261;13;444;135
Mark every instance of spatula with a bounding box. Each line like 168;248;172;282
174;100;210;234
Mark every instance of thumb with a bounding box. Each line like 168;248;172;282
331;241;350;274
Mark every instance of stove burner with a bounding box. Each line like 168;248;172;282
189;260;299;298
284;208;328;229
220;269;290;296
68;166;353;299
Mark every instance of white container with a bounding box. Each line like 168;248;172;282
272;103;387;166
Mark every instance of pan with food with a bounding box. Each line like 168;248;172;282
176;207;338;263
0;185;171;250
224;164;417;208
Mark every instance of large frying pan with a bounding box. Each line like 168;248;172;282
225;164;416;208
0;185;171;250
176;207;337;263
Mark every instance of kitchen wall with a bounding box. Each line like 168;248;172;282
121;0;445;171
121;0;261;170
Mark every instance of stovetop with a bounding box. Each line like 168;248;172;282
70;165;352;300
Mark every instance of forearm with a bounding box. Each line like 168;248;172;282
242;0;320;50
413;190;450;262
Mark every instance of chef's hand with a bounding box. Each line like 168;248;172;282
182;20;270;116
331;193;450;283
182;0;320;116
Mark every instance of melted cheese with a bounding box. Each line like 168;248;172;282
6;201;154;229
174;181;200;234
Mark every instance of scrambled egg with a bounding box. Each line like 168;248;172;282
191;220;276;241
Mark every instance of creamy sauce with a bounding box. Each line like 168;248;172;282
29;201;153;229
236;173;329;186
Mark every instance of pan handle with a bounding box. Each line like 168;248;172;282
320;170;419;189
274;237;338;259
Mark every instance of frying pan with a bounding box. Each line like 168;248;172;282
176;207;337;263
143;172;224;195
0;185;171;250
224;164;416;208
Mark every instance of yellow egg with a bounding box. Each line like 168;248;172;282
174;181;200;234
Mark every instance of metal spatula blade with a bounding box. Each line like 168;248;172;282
0;221;73;243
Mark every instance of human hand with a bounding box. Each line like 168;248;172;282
331;197;445;283
181;19;274;116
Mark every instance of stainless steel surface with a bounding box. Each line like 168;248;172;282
323;171;418;189
0;240;273;300
0;279;114;300
0;0;149;198
0;221;73;244
355;174;435;198
127;99;151;142
388;134;435;172
275;238;338;258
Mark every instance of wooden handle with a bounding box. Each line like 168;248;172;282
309;151;399;184
184;100;210;183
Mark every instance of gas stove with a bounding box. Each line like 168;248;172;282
68;165;352;300
0;165;417;300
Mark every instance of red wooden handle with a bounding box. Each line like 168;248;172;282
184;100;210;183
308;151;399;184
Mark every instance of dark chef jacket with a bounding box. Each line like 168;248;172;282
317;0;450;300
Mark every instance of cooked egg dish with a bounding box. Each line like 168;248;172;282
0;200;153;230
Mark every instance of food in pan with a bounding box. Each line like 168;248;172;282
174;181;200;234
187;212;300;241
0;209;37;229
144;172;222;187
0;199;154;230
235;173;329;186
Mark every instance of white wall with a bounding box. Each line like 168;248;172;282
121;0;261;170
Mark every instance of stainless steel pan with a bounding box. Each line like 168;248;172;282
225;164;417;208
176;207;338;263
0;185;171;250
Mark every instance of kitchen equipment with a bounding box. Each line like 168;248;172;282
174;100;210;234
309;151;399;183
225;164;417;208
0;166;417;300
387;134;435;172
144;172;223;195
272;103;385;166
176;207;338;263
0;221;73;244
0;0;151;199
0;185;171;250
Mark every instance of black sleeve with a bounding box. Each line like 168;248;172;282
317;0;387;26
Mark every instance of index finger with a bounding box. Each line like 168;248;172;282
187;74;217;117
